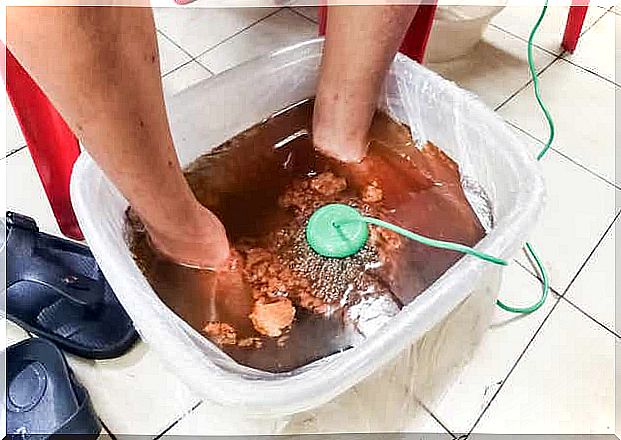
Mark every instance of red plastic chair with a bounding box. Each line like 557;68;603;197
3;3;590;241
4;50;83;240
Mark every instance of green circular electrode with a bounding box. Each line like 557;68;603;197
306;204;368;258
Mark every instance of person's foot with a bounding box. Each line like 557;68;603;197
147;205;230;270
312;96;370;163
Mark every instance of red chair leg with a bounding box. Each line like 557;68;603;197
318;4;437;63
562;1;589;53
4;50;83;240
318;4;328;36
399;4;437;63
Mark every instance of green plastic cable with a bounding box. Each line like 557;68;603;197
496;0;553;313
357;216;508;266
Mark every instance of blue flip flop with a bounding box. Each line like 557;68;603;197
6;338;101;439
4;211;138;359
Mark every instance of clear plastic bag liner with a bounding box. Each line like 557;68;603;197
70;38;544;416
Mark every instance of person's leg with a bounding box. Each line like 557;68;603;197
313;5;419;163
7;6;229;269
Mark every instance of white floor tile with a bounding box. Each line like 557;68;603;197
157;31;192;76
564;217;616;334
5;95;26;155
66;340;200;436
170;363;449;436
283;384;447;435
162;61;212;98
291;6;319;23
197;9;316;74
149;350;451;437
563;11;617;84
422;264;555;434
4;319;30;347
491;5;608;54
6;148;61;237
169;400;450;438
166;401;290;436
474;300;616;434
154;7;276;57
427;26;556;109
508;127;618;294
499;58;617;187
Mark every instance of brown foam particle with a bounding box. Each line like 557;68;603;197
361;181;383;203
203;322;237;346
249;297;296;337
310;172;347;196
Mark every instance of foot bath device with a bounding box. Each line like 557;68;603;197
71;39;544;424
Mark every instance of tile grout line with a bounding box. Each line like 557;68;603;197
513;258;564;298
156;29;196;76
490;5;615;44
488;23;562;58
558;9;620;87
560;210;621;297
559;56;620;88
157;7;283;74
489;3;609;55
192;7;284;63
580;6;614;34
157;31;215;76
161;57;213;78
98;418;118;440
508;157;619;313
560;295;621;339
493;52;562;112
416;399;459;438
547;145;621;191
465;292;564;436
3;144;27;160
562;5;621;87
153;400;203;439
504;120;621;191
288;7;319;24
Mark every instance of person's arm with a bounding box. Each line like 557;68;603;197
7;6;229;269
313;5;419;163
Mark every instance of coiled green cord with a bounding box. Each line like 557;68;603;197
496;0;553;313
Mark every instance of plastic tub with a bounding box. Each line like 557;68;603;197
70;38;544;418
426;5;506;63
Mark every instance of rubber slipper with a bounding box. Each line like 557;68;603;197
4;211;138;359
6;338;101;439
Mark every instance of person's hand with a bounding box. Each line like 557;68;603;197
146;204;230;270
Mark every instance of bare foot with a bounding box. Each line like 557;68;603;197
312;98;370;163
146;204;230;270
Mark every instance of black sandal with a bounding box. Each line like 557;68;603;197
6;338;102;439
4;211;138;359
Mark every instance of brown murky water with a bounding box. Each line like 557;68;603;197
126;99;485;373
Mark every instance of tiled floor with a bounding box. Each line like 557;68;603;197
3;5;618;438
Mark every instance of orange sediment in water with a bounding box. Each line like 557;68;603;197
126;99;485;372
